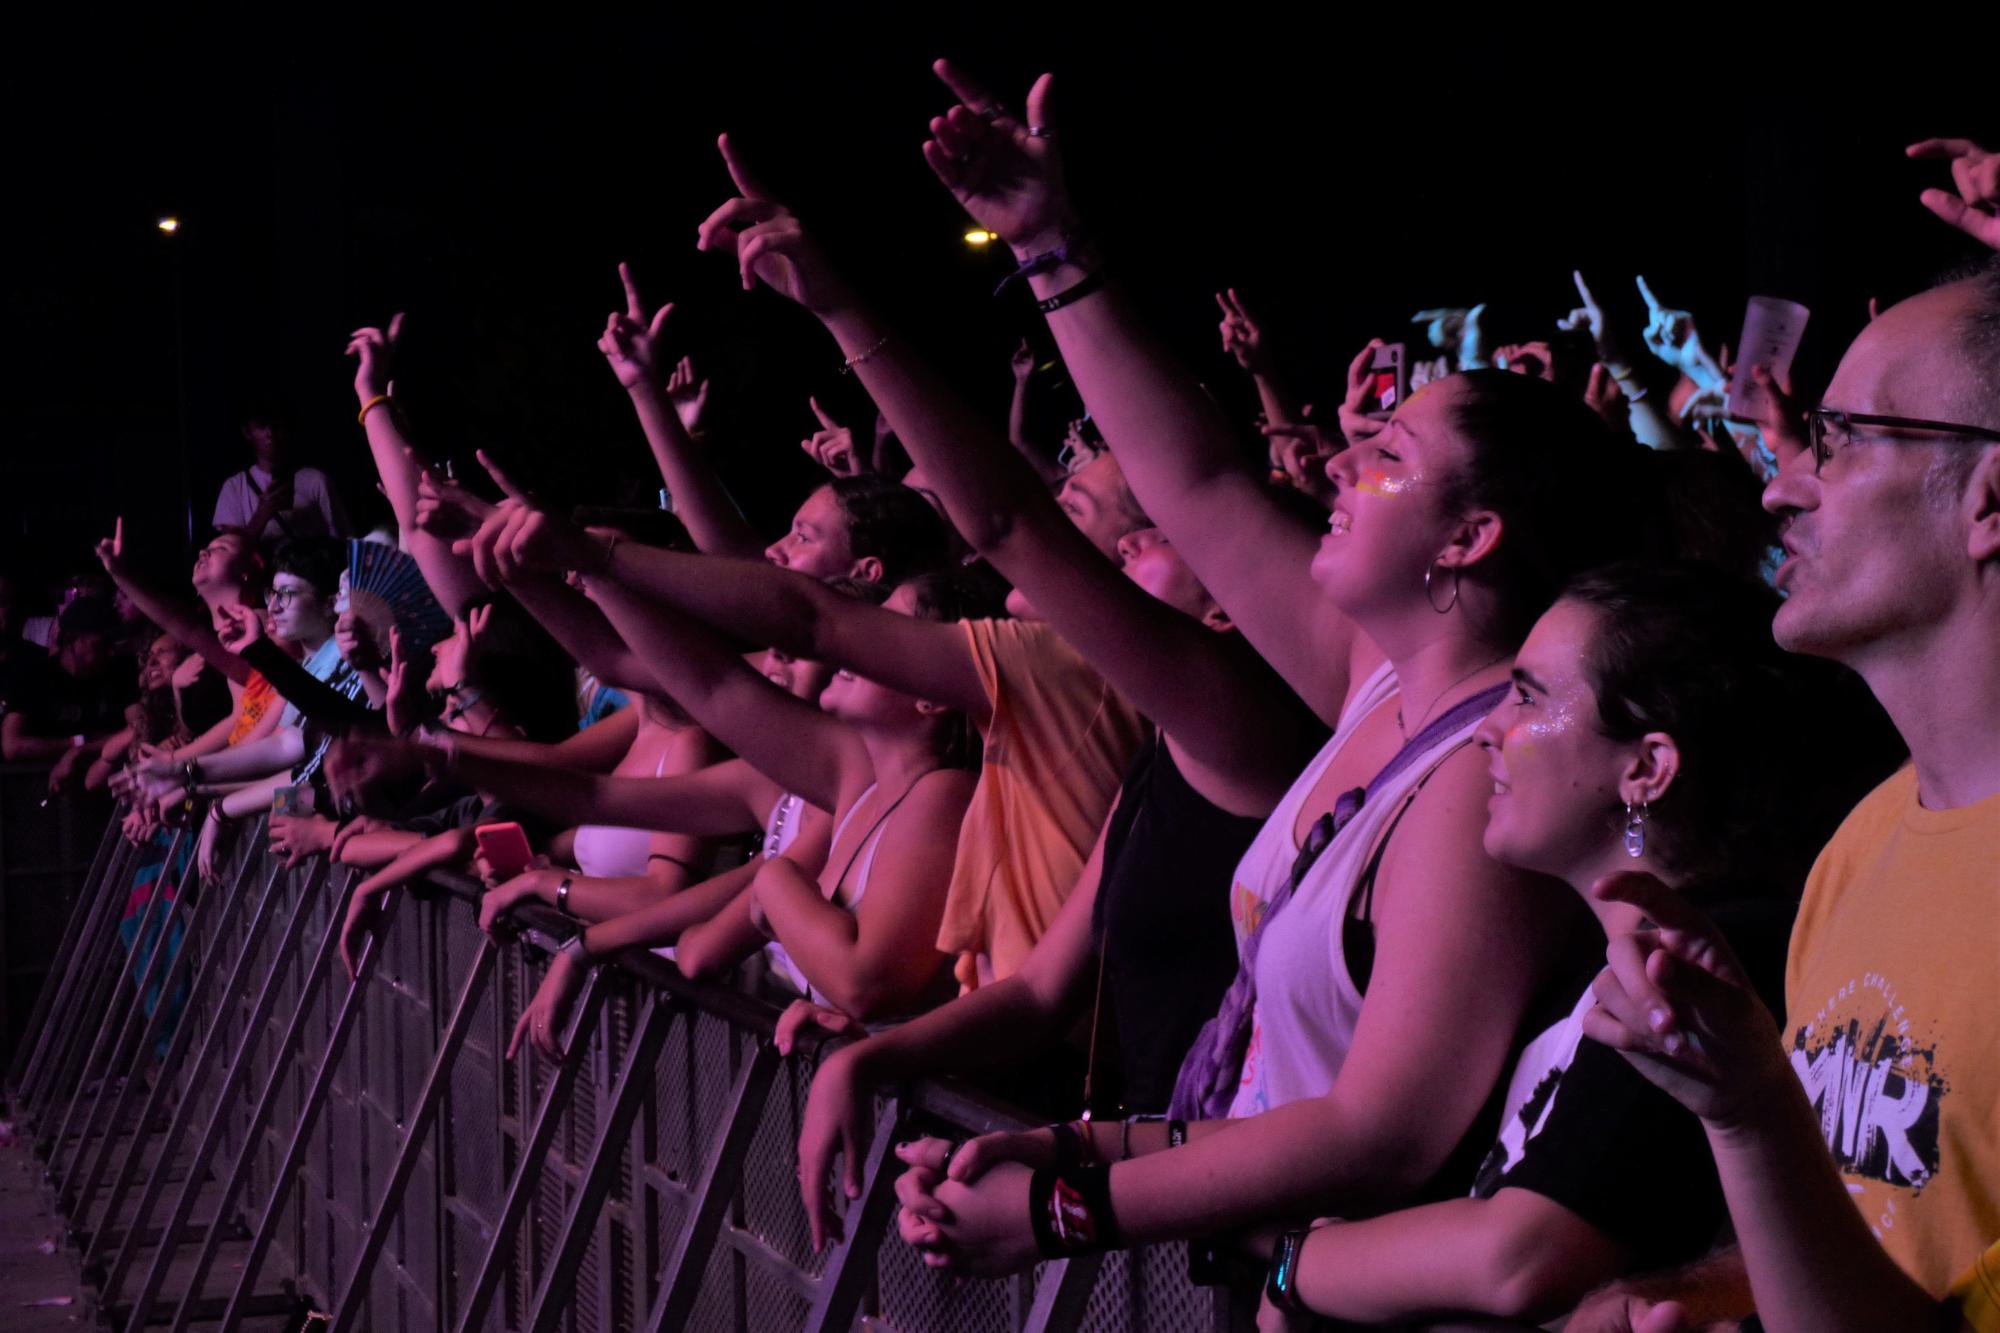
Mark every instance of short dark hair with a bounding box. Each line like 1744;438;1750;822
1441;370;1649;647
1562;562;1904;896
270;538;344;599
827;476;952;582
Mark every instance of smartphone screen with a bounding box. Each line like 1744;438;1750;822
1365;343;1409;420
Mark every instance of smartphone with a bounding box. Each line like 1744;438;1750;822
271;785;315;818
1364;343;1409;420
474;822;535;882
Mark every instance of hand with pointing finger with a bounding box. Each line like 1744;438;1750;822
1411;303;1489;370
94;517;131;580
695;135;855;313
923;60;1074;260
1636;276;1724;388
597;262;674;389
1557;270;1639;378
1907;137;2000;251
801;397;866;476
1579;870;1790;1130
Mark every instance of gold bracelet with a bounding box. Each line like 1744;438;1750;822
357;394;392;426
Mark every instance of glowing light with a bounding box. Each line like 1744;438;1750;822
156;217;180;233
964;229;995;246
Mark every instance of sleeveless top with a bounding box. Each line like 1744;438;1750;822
573;750;670;878
767;784;887;1002
1089;730;1270;1112
1225;663;1503;1117
653;789;805;963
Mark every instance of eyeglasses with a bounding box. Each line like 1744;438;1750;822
1804;408;2000;475
264;586;301;609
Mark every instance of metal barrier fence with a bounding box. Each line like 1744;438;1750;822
7;809;1234;1332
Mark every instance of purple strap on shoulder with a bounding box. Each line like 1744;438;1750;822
1168;682;1509;1120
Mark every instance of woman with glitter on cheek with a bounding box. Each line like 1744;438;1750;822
1233;562;1904;1326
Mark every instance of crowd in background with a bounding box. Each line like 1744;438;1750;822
5;68;1998;1333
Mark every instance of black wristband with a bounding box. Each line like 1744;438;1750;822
1047;1120;1083;1172
1265;1227;1312;1314
1028;1163;1121;1259
1167;1118;1187;1149
1037;270;1106;314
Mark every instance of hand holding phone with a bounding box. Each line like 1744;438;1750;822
474;822;535;883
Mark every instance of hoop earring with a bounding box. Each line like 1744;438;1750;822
1623;801;1647;859
1424;560;1461;615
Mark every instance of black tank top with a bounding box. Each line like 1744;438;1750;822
1090;729;1266;1112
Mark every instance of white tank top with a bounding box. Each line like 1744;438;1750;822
1221;658;1409;1117
653;790;806;963
767;784;889;1002
573;751;671;878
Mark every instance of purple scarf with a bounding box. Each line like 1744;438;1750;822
1168;683;1508;1120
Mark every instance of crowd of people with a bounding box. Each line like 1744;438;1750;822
7;67;1998;1331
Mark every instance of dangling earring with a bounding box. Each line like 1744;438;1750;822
1424;560;1460;614
1623;801;1647;858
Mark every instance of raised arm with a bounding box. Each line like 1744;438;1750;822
346;315;490;616
583;571;863;813
433;743;776;837
458;460;988;721
94;519;250;686
597;264;761;556
696;162;1317;809
915;64;1354;723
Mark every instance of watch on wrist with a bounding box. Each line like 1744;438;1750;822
1265;1227;1312;1314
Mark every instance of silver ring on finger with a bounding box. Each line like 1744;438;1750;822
939;1142;957;1173
1027;126;1055;139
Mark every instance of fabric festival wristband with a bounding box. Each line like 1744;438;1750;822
1029;1164;1122;1259
1037;271;1106;315
993;233;1086;296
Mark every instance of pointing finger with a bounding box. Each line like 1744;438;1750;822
476;448;531;502
717;132;775;202
618;261;645;322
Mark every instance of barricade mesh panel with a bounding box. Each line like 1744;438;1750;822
11;818;1240;1333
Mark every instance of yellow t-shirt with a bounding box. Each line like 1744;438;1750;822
1784;764;2000;1295
937;619;1145;991
1955;1237;2000;1332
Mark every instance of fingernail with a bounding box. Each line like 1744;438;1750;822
1648;1008;1669;1032
1664;1032;1685;1055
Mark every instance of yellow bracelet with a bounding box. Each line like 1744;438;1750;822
357;394;392;426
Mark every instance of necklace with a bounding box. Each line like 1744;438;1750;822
1396;657;1509;738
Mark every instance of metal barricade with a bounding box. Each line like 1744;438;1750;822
9;809;1233;1332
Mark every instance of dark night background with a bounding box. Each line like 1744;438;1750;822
4;13;1994;597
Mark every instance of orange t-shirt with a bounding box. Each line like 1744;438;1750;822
936;619;1145;991
226;671;279;746
1956;1237;2000;1332
1784;764;2000;1295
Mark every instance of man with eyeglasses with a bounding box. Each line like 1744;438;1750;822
1569;170;2000;1331
151;539;365;816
